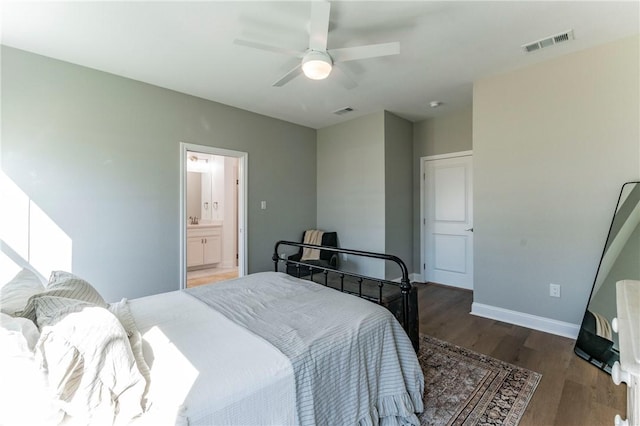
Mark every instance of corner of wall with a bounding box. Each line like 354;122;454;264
471;302;580;339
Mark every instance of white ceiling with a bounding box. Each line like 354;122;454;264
2;1;638;129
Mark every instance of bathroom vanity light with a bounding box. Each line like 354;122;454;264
187;155;211;173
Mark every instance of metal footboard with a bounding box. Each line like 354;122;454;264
273;240;419;351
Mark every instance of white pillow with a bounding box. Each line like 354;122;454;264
0;268;45;316
35;299;147;424
19;270;107;322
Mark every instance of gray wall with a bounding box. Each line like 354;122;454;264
413;107;473;158
317;112;386;277
472;35;640;324
1;46;317;302
412;107;473;274
384;112;413;279
317;111;413;279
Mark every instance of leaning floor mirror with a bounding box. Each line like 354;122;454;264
574;181;640;373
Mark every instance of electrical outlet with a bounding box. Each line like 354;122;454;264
549;283;561;298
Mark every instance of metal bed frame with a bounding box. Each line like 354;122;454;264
273;240;419;351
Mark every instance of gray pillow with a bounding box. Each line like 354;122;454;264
18;271;106;323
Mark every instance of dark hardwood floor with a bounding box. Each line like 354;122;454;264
417;282;626;426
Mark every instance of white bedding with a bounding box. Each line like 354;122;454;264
128;290;297;425
2;269;423;425
128;271;423;425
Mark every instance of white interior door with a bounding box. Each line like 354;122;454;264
423;154;473;289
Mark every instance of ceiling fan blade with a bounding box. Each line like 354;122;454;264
234;39;303;58
308;1;330;51
329;42;400;63
272;64;303;87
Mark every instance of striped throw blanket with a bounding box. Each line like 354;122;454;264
186;272;424;426
592;311;613;340
301;230;323;261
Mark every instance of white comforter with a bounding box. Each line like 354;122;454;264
130;272;423;425
128;289;296;425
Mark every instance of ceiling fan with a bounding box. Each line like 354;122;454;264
234;1;400;88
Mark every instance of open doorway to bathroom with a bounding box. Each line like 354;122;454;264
179;143;247;289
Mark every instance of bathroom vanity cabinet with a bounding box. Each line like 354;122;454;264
187;225;222;268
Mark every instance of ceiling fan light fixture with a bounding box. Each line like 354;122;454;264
302;51;332;80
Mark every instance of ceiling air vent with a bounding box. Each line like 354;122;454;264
522;30;574;53
333;107;355;116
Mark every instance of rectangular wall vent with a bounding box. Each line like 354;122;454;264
522;30;574;53
333;107;354;115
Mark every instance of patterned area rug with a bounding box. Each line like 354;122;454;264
418;335;541;426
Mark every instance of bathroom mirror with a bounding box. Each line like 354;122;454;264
186;171;212;220
186;153;231;223
574;181;640;373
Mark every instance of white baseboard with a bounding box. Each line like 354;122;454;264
409;272;424;283
389;274;419;283
471;302;580;339
409;273;423;283
220;260;235;269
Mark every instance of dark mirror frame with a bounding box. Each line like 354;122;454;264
574;181;640;373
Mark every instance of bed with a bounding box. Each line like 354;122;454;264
0;244;424;425
274;240;420;352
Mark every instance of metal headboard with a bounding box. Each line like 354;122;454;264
273;240;417;351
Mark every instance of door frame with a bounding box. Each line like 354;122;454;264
419;150;473;285
179;142;248;289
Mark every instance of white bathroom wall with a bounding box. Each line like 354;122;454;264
186;153;238;269
210;155;225;221
222;156;239;268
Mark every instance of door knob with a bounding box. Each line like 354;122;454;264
465;228;474;232
611;361;630;385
